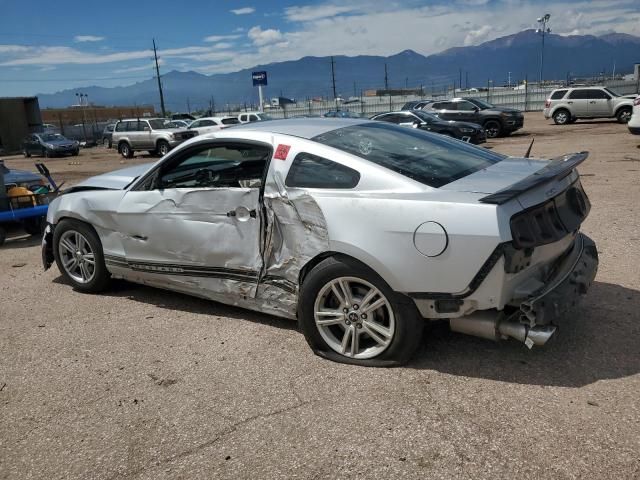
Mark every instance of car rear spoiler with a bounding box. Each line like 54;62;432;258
479;151;589;205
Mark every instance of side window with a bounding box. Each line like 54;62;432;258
456;101;476;111
249;115;258;122
375;114;396;123
222;118;240;125
568;89;589;99
431;102;446;110
156;143;271;189
200;120;215;127
551;90;567;100
590;90;610;99
239;115;246;122
285;152;360;189
115;122;127;132
190;120;201;128
140;121;150;131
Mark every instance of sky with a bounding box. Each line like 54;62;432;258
1;0;639;96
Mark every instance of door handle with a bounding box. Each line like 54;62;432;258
567;101;573;104
227;206;257;221
589;101;596;104
131;234;148;241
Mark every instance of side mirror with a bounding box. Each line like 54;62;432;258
143;126;150;132
473;106;479;112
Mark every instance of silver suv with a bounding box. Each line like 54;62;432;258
112;118;198;158
544;86;634;125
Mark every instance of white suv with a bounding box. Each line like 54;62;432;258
188;116;240;135
543;86;635;125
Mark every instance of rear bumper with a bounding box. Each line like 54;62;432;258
519;233;598;326
628;125;640;135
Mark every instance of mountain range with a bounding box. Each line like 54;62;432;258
37;30;640;111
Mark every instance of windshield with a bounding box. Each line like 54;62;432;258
312;123;505;188
604;88;621;97
148;119;170;129
412;111;440;122
40;133;64;141
466;98;494;109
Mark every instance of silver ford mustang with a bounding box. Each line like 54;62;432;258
42;118;598;366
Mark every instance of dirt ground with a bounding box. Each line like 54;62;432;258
1;113;639;479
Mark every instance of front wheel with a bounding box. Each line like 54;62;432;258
23;149;31;158
53;219;111;292
298;256;424;366
483;120;502;138
156;140;170;156
616;107;632;124
119;142;133;159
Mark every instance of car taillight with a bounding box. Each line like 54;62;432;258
545;99;551;108
634;97;640;106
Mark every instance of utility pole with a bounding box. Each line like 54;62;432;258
459;68;462;92
330;56;337;107
384;63;389;91
465;71;469;89
508;71;512;88
153;39;166;117
405;77;408;89
186;97;191;114
353;81;356;98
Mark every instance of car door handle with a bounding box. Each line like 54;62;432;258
589;101;596;104
227;206;257;220
131;234;148;241
567;101;573;104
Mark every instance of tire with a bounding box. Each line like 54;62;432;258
0;226;6;247
43;148;51;158
119;142;133;159
483;120;502;138
72;149;79;156
298;255;424;367
23;217;44;236
156;140;170;156
53;219;111;293
23;149;31;158
103;138;111;148
553;109;570;125
568;117;577;124
616;107;632;124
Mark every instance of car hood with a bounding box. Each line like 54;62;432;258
71;162;154;190
440;157;549;195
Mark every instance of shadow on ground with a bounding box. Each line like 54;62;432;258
52;275;640;387
410;281;640;388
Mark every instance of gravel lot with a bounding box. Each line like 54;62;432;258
1;113;639;479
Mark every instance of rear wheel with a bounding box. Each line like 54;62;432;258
616;107;632;124
0;226;6;246
298;256;423;367
23;149;31;158
119;142;133;159
483;120;502;138
53;219;111;292
553;109;570;125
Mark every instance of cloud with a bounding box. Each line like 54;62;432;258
203;34;241;42
230;7;255;15
284;4;360;22
114;59;164;74
464;25;493;45
248;26;284;46
74;35;105;42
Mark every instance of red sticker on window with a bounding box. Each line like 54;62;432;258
274;144;291;160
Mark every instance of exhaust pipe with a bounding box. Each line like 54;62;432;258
450;311;556;349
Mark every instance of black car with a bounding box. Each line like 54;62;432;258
102;124;115;148
424;97;524;138
371;110;486;144
22;133;79;158
401;99;435;111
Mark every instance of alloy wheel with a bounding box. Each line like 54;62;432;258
313;276;395;359
555;111;568;124
58;230;96;284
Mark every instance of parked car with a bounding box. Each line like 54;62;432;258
102;124;115;148
1;161;46;189
111;118;198;158
371;110;486;144
424;98;524;138
401;100;435;111
238;112;273;123
188;116;241;135
628;96;640;135
543;87;635;125
323;110;362;118
171;113;196;121
42;118;597;366
22;133;79;158
167;120;190;128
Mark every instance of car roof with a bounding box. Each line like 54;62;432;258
119;118;164;122
196;116;236;121
229;118;372;139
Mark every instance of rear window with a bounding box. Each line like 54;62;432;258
551;90;567;99
312;123;504;188
286;153;360;189
222;118;241;125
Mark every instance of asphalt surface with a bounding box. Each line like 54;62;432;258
1;113;639;479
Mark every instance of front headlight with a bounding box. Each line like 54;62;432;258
45;143;55;148
459;127;475;133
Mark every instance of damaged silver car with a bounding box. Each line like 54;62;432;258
42;119;598;366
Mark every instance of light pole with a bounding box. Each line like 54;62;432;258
75;92;88;144
536;13;551;84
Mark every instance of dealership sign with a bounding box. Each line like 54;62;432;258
252;71;268;86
